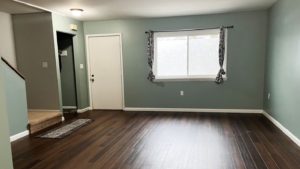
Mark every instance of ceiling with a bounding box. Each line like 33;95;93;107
0;0;42;14
13;0;277;21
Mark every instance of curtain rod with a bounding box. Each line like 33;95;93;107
145;25;234;33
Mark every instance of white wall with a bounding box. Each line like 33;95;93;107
0;11;17;68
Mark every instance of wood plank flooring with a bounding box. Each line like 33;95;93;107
11;111;300;169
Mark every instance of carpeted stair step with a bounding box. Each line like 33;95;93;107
28;111;63;134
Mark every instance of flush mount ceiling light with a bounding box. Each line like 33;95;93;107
70;8;84;17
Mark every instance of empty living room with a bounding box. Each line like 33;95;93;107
0;0;300;168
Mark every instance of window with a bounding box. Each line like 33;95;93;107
153;29;227;81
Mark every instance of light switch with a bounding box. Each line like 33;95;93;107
80;64;84;69
42;62;48;68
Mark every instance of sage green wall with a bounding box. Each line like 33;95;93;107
13;12;60;110
2;61;28;136
84;10;268;109
52;14;89;109
264;0;300;138
0;62;14;169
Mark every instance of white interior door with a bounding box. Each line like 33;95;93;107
87;35;123;110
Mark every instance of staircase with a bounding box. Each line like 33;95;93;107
1;57;64;135
28;111;63;134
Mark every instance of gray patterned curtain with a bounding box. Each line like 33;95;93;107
215;27;226;84
146;31;155;82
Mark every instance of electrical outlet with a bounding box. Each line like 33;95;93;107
268;93;271;100
180;91;184;96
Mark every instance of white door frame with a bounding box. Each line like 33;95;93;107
85;33;125;110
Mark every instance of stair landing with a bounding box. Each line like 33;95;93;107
28;111;62;134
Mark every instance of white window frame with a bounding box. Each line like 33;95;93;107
153;29;228;81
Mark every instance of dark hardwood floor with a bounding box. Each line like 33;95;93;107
11;111;300;169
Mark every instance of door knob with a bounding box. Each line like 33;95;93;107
91;78;94;82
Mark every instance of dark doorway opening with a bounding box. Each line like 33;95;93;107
57;32;78;113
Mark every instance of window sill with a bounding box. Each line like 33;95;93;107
154;77;227;82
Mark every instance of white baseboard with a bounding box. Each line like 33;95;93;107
62;106;77;109
123;107;264;114
262;111;300;147
10;130;29;142
77;107;92;113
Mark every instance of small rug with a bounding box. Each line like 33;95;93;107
37;119;92;139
